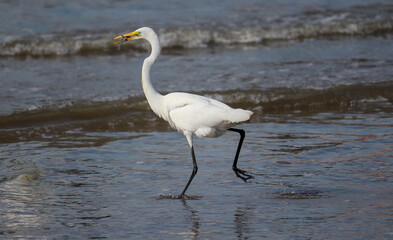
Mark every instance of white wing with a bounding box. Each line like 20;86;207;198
162;92;253;138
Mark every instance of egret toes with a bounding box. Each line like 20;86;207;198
233;167;254;182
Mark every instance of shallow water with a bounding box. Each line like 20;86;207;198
1;117;392;239
1;0;393;239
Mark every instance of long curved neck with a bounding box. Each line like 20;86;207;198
142;34;164;118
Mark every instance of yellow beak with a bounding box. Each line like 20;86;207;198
113;31;140;44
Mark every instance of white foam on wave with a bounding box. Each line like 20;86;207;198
1;19;392;57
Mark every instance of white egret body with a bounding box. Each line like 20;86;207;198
114;27;253;198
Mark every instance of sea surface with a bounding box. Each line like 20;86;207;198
1;0;393;239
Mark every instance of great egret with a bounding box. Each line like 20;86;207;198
114;27;253;198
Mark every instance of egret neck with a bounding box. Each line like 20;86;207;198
141;34;164;118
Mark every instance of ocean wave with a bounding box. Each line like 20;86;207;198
1;19;392;57
1;82;392;130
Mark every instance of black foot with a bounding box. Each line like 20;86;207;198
176;194;186;199
175;194;202;200
177;193;196;200
233;167;254;182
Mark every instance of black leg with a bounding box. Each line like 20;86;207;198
178;146;198;198
228;128;253;182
